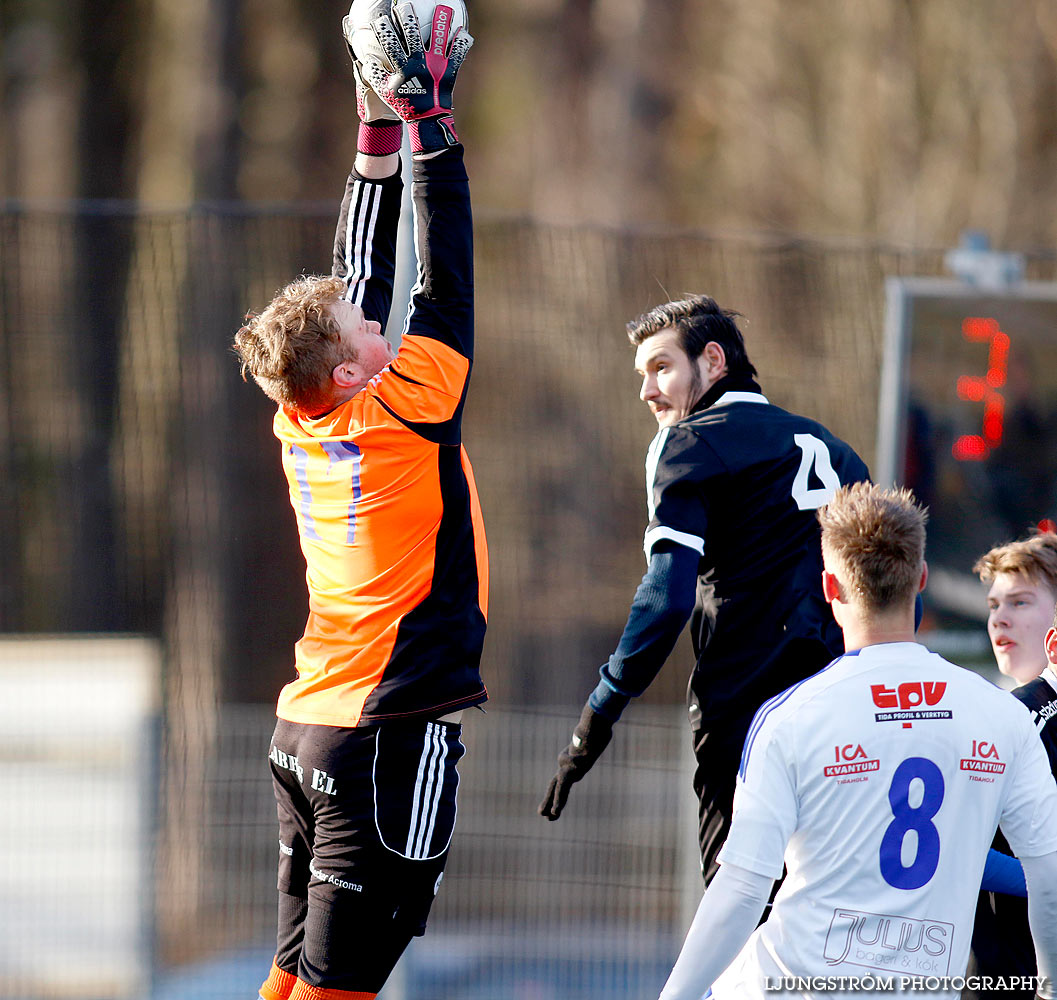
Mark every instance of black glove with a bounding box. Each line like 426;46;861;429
361;2;474;153
538;703;614;821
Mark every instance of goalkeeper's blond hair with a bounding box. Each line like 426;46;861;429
234;275;348;415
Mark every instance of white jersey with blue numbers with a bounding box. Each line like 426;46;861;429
712;642;1057;1000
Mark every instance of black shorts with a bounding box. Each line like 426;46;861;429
268;716;465;991
691;719;749;884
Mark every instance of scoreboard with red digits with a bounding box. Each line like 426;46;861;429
877;277;1057;640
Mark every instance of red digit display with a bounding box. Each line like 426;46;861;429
880;280;1057;644
952;317;1009;461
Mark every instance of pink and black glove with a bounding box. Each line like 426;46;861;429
361;3;474;154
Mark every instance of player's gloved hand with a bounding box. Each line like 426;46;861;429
538;704;614;821
351;57;402;126
342;4;404;157
349;58;404;156
361;3;474;153
342;1;401;124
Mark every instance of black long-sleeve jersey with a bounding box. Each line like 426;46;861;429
591;377;869;728
651;382;869;726
970;670;1057;998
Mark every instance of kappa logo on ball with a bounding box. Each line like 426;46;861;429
870;681;951;727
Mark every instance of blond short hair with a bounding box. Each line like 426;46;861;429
233;275;348;414
818;483;928;614
973;533;1057;598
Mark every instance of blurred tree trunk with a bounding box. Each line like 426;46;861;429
126;0;243;959
68;0;141;629
0;7;81;631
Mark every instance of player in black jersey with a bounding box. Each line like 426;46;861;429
539;294;870;881
1019;621;1057;772
969;534;1057;1000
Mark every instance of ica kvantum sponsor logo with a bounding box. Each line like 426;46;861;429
871;681;950;727
960;739;1006;777
823;743;880;779
824;908;953;975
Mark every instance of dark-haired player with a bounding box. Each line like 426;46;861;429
539;294;870;883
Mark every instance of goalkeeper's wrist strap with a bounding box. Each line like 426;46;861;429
409;115;459;154
357;120;403;156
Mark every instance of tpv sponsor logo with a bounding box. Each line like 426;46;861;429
871;682;946;710
871;682;951;727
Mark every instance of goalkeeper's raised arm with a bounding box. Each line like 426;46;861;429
361;0;476;393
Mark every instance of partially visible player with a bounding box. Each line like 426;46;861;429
1041;615;1057;771
970;533;1057;999
977;533;1057;686
234;7;482;999
539;294;869;884
658;484;1057;1000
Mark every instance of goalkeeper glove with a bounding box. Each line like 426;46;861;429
343;6;403;156
361;3;473;153
538;704;614;821
351;57;402;126
351;59;403;156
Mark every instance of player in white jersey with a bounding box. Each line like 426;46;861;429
659;483;1057;1000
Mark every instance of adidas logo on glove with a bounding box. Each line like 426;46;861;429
397;75;428;95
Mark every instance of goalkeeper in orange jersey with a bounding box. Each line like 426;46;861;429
233;6;482;998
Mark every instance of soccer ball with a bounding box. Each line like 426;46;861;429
345;0;469;71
